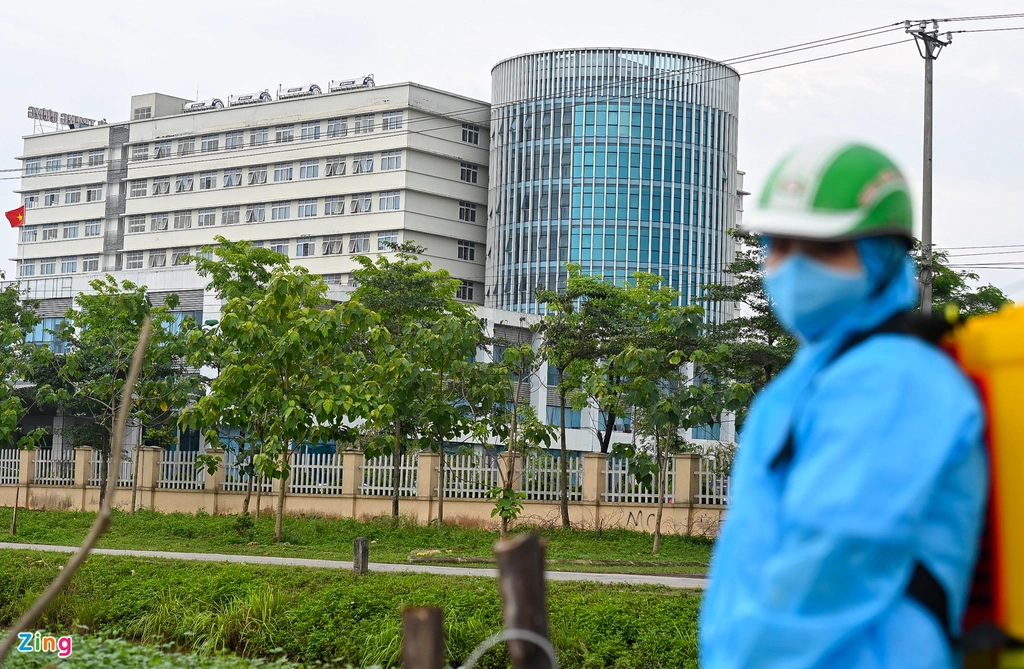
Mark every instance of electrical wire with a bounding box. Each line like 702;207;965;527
951;26;1024;34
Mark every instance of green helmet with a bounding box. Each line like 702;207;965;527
743;140;914;242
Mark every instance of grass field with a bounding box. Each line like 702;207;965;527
0;549;703;669
0;508;713;575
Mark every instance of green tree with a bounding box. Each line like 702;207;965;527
0;272;48;451
921;247;1012;317
352;241;473;520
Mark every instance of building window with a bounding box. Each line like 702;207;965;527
377;230;398;250
39;258;57;275
173;211;192;229
301;121;321;140
150;213;169;231
225;131;243;150
175;174;194;193
87;150;105;166
321;234;343;255
322;273;343;285
246;204;266;223
352;153;373;174
153;141;171;159
153;177;170;195
380;150;401;171
21;226;38;243
177;138;195;156
127;215;146;233
201;134;219;152
271;202;291;220
460;162;479;184
348;233;370;254
325;156;345;177
273;163;293;182
354;114;374;134
222;207;240;225
350;193;372;213
46;155;61;172
462;123;480;145
295;236;315;257
299;159;319;179
44;190;59;206
61;257;77;273
546;405;582;429
82;255;99;272
125;251;144;269
269;240;289;256
275;126;294;143
149;249;167;268
84;220;101;236
130;180;147;198
382;111;403;131
86;184;102;202
25;159;40;175
66;152;83;170
133;106;152;120
197;208;216;227
19;260;34;276
130;145;148;162
63;222;79;239
196;249;214;261
324;196;344;216
250;127;269;147
457;240;476;261
458;201;477;222
65;188;81;205
456;280;474;301
327;117;347;138
223;169;242;188
172;248;190;266
247;166;267;185
199;172;216;190
379;190;401;211
297;199;317;218
24;193;39;209
42;224;58;240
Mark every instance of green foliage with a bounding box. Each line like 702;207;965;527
916;246;1012;318
0;270;48;450
0;550;703;669
485;487;526;522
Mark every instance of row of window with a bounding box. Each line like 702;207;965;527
19;254;100;277
126;151;409;197
20;220;102;242
24;150;106;175
24;184;104;208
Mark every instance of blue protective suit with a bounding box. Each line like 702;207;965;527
699;256;988;668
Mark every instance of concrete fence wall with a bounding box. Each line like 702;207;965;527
0;448;728;536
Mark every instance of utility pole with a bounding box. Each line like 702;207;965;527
906;20;952;314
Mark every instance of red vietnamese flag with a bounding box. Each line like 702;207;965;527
5;205;25;228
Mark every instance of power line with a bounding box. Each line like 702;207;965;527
952;26;1024;34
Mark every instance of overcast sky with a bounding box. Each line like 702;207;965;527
2;0;1022;297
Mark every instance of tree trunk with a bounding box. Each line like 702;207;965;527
98;449;109;506
391;418;402;520
255;475;263;520
437;446;445;527
600;407;617;454
130;443;141;515
653;431;666;556
558;384;570;529
9;487;19;536
273;444;289;543
242;459;254;515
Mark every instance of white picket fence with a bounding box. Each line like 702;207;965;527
443;452;500;499
157;450;205;490
222;449;272;493
289;451;343;495
361;452;418;497
602;456;676;504
87;449;134;487
522;452;583;501
33;450;75;486
0;448;19;485
696;457;731;505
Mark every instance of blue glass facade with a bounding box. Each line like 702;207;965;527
486;49;740;317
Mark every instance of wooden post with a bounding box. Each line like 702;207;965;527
353;536;369;574
402;606;444;669
494;533;553;669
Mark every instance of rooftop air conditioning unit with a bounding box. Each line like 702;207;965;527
228;90;273;106
328;75;375;92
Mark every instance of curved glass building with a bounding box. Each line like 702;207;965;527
485;48;740;318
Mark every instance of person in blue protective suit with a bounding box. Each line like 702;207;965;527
699;141;988;668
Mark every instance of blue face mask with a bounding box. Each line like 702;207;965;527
763;254;871;343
